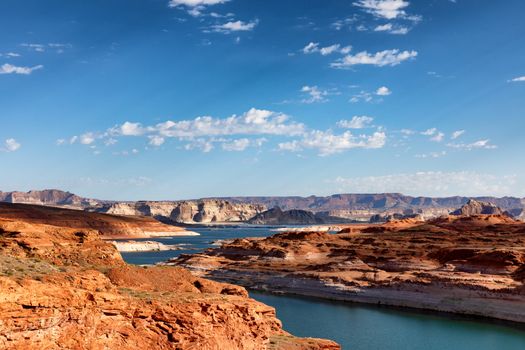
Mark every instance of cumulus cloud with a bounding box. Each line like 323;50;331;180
376;86;391;95
302;42;351;55
337;116;374;129
353;0;410;20
2;138;21;152
211;19;258;33
168;0;228;16
301;85;329;103
331;49;417;68
0;63;43;75
332;171;518;197
279;130;386;156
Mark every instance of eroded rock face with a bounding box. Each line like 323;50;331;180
171;215;525;323
99;199;266;224
450;199;506;216
248;207;323;225
0;204;339;350
0;203;192;239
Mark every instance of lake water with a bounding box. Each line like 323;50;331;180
120;227;525;350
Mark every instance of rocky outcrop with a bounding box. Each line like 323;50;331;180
3;189;525;223
0;189;101;208
0;205;339;350
171;214;525;323
450;199;506;216
248;207;324;225
0;203;196;239
98;199;266;224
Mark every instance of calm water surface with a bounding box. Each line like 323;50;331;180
120;227;525;350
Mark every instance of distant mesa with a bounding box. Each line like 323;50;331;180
450;199;507;216
1;189;525;224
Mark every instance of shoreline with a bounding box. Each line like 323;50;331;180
183;268;525;324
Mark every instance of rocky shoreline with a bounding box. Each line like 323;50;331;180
0;202;339;349
170;213;525;324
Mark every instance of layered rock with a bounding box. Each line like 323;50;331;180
0;204;339;350
171;214;525;323
0;203;196;239
99;199;266;224
450;199;506;216
3;189;525;223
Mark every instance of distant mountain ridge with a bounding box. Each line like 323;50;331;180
1;189;525;223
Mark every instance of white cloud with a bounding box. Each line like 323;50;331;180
79;133;96;145
374;23;409;34
148;135;165;146
279;130;386;156
2;138;21;152
301;85;329;103
5;52;20;57
0;63;43;75
302;42;351;55
420;128;444;142
302;42;319;54
120;122;144;136
337;116;374;129
221;138;250;151
319;44;341;56
73;108;305;152
333;171;517;197
415;151;446;159
421;128;437;136
169;0;228;6
376;86;391;95
331;49;417;68
353;0;410;20
350;90;373;103
212;20;258;33
451;130;465;139
168;0;229;17
509;76;525;82
430;132;445;142
447;139;497;150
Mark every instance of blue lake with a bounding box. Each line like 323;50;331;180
120;227;525;350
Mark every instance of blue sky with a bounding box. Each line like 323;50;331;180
1;0;524;200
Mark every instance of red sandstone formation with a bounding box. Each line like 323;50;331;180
172;214;525;323
0;203;339;350
0;202;193;238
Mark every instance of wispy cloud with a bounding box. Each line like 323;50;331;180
337;116;374;129
278;130;386;156
302;42;352;55
447;139;497;150
374;23;409;34
331;49;417;68
420;128;444;142
300;85;329;103
211;19;258;33
0;63;43;75
451;130;465;139
332;171;517;197
509;76;525;82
